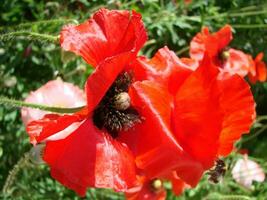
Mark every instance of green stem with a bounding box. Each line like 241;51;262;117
206;194;250;200
0;31;59;44
256;115;267;122
206;9;267;20
0;19;78;31
232;24;267;29
176;46;189;55
2;152;31;196
0;96;85;114
241;125;267;143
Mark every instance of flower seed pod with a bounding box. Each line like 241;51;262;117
114;92;131;111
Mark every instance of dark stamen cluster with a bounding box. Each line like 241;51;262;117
93;72;141;138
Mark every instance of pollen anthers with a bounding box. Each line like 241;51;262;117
93;72;141;138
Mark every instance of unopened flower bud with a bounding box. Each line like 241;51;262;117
30;144;45;164
114;92;131;110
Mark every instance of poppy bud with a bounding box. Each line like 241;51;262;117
114;92;131;111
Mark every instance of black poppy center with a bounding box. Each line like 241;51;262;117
92;72;141;138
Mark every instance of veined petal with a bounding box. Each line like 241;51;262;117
21;79;86;125
120;80;203;186
44;118;136;196
190;25;232;63
125;178;166;200
133;47;193;94
173;55;222;169
60;8;147;66
248;52;267;83
164;171;188;196
217;73;255;156
223;48;254;77
26;114;84;145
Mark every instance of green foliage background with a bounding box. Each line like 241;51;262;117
0;0;267;199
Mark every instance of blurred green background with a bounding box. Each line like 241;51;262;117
1;0;267;199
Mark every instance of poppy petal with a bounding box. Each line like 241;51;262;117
217;73;255;156
133;47;193;94
125;177;166;200
165;171;187;196
85;52;133;113
44;118;136;196
26;114;84;145
60;9;147;66
173;55;222;169
232;155;265;189
256;61;267;82
21;79;86;125
120;80;203;186
190;25;232;64
223;48;254;77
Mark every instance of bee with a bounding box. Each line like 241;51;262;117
207;159;226;184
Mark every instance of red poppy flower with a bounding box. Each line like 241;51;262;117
248;52;267;83
125;172;187;200
26;8;147;196
128;46;255;186
125;177;166;200
190;25;255;77
60;8;147;67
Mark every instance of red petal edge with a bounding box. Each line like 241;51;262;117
60;8;147;66
44;118;137;196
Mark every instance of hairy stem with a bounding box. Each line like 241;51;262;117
176;46;189;55
0;96;85;114
206;9;267;20
232;24;267;29
0;31;59;44
2;152;31;196
206;194;250;200
0;19;78;31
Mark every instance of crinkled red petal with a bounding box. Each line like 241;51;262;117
85;52;133;113
132;47;193;94
216;25;232;50
44;118;137;196
164;171;187;196
190;25;232;64
119;80;203;186
173;54;222;169
217;73;256;156
126;181;166;200
256;61;267;82
223;48;254;77
26;114;84;144
60;8;147;66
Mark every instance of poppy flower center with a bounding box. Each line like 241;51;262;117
93;72;141;138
